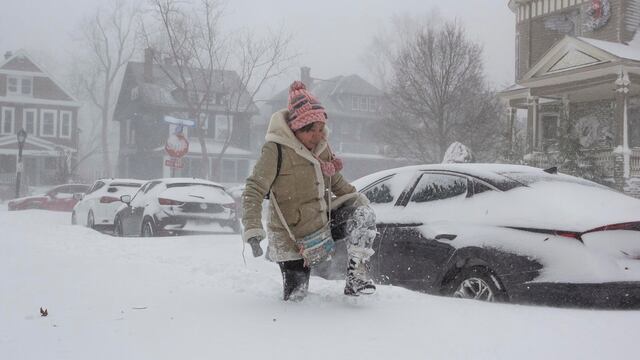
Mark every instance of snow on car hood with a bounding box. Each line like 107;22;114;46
160;185;233;204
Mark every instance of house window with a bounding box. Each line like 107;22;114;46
60;111;72;138
1;107;15;135
215;114;232;141
352;96;360;110
21;78;32;95
368;97;378;112
6;76;32;96
199;113;210;136
41;110;57;137
359;96;368;111
23;109;37;136
222;159;236;182
7;77;18;94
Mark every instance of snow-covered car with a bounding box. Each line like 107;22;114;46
8;184;90;212
113;178;240;236
71;179;145;229
315;164;640;308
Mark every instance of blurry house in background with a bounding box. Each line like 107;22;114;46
0;50;80;194
500;0;640;196
113;49;257;184
263;67;409;181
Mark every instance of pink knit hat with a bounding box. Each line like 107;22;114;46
287;81;327;131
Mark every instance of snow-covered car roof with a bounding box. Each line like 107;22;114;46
351;163;596;191
101;178;146;184
149;177;226;188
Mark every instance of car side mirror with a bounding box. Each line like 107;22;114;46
120;194;132;204
46;191;56;198
73;193;84;201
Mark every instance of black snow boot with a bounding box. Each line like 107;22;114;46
344;258;376;296
279;259;311;301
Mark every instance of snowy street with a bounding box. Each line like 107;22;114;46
1;206;639;360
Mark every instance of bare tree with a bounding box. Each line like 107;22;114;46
143;0;294;181
76;0;140;177
370;19;503;163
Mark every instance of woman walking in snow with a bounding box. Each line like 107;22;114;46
241;81;377;301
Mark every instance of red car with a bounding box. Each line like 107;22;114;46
8;184;90;212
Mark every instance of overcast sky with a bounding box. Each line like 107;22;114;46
0;0;517;94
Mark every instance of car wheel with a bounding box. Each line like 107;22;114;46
87;211;96;229
114;217;124;237
447;266;508;303
141;218;156;237
71;211;77;225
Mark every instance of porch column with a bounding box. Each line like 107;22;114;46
526;96;539;153
507;107;516;154
614;69;631;189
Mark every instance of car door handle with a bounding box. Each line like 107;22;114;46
434;234;457;241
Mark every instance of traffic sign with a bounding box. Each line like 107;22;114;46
165;158;183;169
163;115;196;127
165;133;189;158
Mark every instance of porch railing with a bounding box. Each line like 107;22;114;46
525;148;640;179
631;149;640;177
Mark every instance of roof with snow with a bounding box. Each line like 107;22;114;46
123;62;258;114
268;74;384;119
578;37;640;62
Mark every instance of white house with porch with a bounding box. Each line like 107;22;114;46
500;0;640;196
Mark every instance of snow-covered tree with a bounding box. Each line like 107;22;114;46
74;0;140;178
142;0;294;181
367;18;503;163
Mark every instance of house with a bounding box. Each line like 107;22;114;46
0;50;80;189
113;49;258;184
263;67;408;181
499;0;640;195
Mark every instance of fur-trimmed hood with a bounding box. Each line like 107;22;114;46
264;109;328;161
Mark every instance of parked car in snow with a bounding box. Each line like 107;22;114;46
8;183;90;212
315;164;640;308
113;178;240;237
71;179;145;230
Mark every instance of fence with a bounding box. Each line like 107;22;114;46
0;172;30;201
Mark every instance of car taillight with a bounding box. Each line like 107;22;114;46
583;221;640;235
555;231;581;240
100;196;120;204
158;198;184;206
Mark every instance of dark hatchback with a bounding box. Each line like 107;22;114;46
315;164;640;309
113;178;240;237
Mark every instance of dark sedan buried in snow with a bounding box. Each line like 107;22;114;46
315;164;640;309
113;178;240;237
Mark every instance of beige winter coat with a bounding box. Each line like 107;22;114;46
242;109;356;262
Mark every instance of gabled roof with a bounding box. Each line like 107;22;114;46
0;49;80;105
520;36;637;82
268;73;383;117
124;61;258;113
0;134;76;156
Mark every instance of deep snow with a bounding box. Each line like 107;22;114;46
1;206;640;360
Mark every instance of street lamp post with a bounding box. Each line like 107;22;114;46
15;129;27;198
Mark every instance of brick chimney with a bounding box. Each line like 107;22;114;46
300;66;312;86
144;48;154;83
4;51;13;60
